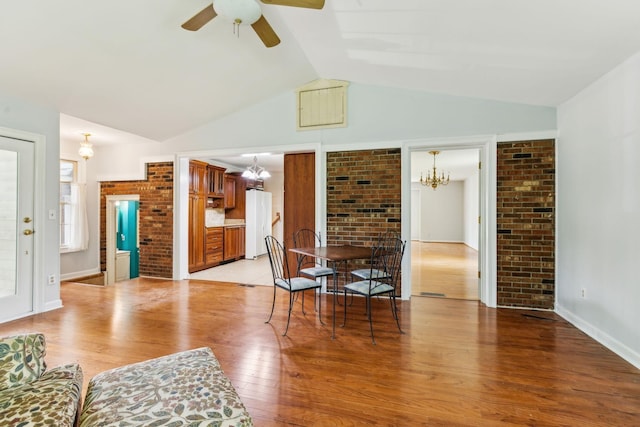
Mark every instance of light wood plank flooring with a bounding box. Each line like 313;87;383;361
411;241;479;300
1;278;638;426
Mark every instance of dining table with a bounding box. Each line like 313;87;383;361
289;245;373;339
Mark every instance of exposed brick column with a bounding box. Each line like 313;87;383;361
100;162;174;278
326;149;401;245
326;149;402;293
497;140;555;309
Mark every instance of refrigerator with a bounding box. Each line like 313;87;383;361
245;189;272;259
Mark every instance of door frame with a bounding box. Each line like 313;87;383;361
106;194;140;285
0;126;47;321
403;135;497;307
174;143;321;280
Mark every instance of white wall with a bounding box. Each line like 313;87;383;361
417;181;464;242
557;51;640;368
263;172;283;243
0;93;62;319
60;138;101;279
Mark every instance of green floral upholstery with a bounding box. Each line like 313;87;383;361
0;333;47;391
80;347;253;427
0;333;83;427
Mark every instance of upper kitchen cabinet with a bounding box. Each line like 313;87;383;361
224;175;236;209
189;160;208;195
207;165;225;198
224;174;247;220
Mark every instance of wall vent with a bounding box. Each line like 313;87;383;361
296;79;349;131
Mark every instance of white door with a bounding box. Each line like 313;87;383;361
0;136;34;319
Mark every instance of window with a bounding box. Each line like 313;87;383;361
60;159;88;252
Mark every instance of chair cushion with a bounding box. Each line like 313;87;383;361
344;280;393;296
351;268;389;280
300;266;334;278
275;277;322;291
80;347;252;427
0;333;47;392
0;363;83;427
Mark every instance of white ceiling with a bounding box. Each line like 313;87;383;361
4;1;640;174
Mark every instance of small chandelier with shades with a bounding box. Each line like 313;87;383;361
78;133;94;160
420;150;449;190
242;156;270;180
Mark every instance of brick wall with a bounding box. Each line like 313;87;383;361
326;149;401;245
100;162;174;278
497;139;555;309
326;149;402;292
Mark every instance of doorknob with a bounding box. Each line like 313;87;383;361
23;229;35;235
24;217;32;223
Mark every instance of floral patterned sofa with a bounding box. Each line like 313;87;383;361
80;347;253;427
0;333;83;427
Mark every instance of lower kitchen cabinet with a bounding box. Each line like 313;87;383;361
206;227;224;266
224;225;245;261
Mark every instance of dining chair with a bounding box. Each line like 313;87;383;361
343;237;406;344
293;229;336;292
264;235;323;336
350;231;399;281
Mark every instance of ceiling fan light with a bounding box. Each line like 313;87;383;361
214;0;262;25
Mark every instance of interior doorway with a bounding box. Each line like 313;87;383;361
106;195;140;285
410;148;481;300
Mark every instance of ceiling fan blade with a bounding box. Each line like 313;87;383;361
251;15;281;48
181;4;217;31
260;0;324;10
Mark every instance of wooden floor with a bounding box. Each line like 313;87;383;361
411;241;479;300
1;279;639;426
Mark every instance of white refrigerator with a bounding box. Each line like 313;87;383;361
245;190;272;259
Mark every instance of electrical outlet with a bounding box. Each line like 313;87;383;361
48;274;56;285
581;288;586;298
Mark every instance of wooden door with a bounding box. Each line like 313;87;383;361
284;153;315;275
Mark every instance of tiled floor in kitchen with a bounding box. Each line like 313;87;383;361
189;255;273;286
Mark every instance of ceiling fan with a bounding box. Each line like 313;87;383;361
181;0;325;48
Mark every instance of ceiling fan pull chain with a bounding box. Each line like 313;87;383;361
233;18;241;38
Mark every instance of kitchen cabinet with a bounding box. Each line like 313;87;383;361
206;227;224;265
189;160;209;272
207;165;225;198
224;175;236;209
188;193;206;272
224;225;245;261
189;160;208;195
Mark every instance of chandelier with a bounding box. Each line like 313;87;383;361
420;150;449;190
78;133;94;160
242;156;270;180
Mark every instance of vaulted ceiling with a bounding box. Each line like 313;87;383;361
3;1;640;150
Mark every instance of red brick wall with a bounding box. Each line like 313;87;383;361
497;139;555;309
326;149;402;293
326;149;401;245
100;162;174;278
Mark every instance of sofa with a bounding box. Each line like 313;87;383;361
0;333;83;427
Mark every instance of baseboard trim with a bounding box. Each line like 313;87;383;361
556;304;640;370
61;268;101;281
